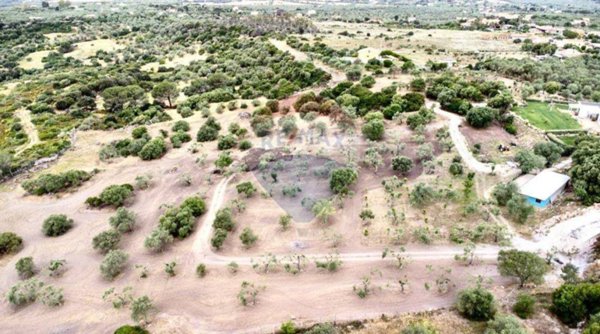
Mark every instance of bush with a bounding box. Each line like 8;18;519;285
100;250;128;280
139;137;167;160
456;286;497;321
15;257;35;279
131;126;148;139
239;140;252;150
213;208;235;231
236;181;257;197
109;208;136;233
217;134;237;150
449;162;464;176
197;124;219;142
466;107;496;128
329;168;358;195
93;230;121;254
6;278;43;306
181;196;206;216
196;263;207;278
86;184;134;208
552;282;600;327
492;182;519;206
392;155;413;174
114;325;150;334
515;149;546;173
170;131;191;148
144;228;174;253
401;322;438;334
42;214;74;237
0;232;23;255
513;293;536;319
533;142;563;167
362;119;385;141
484;315;526;334
507;196;534;224
215;152;233;169
240;227;258;248
211;228;228;250
22;170;93;195
172;120;190;132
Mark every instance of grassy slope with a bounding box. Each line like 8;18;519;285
513;101;581;131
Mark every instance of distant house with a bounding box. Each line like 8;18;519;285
519;171;570;208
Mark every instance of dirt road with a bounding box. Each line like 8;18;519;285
14;108;40;155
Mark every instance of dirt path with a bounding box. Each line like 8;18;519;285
429;102;519;177
269;38;346;85
14;108;40;155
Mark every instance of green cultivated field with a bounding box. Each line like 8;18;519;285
513;101;581;131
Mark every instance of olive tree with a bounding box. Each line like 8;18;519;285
100;250;129;280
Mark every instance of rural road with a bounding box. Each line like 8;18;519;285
194;175;598;271
14;108;40;155
190;41;599;273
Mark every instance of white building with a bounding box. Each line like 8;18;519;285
519;171;570;208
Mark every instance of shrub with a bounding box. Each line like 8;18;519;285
100;250;128;280
131;126;148;139
181;196;206;216
492;182;519;206
466;107;496;128
196;263;207;278
392;155;413;174
6;278;44;306
211;228;228;250
513;293;536;319
139;137;167;160
215;152;233;169
196;125;219;142
362;119;385;141
172;120;190;132
170;131;192;148
401;322;438;334
239;140;252;150
0;232;23;255
87;184;134;208
515;149;546;173
15;257;36;279
42;214;74;237
39;285;64;307
329;167;358;195
236;181;257;197
533;142;563;167
279;214;292;230
449;162;464;176
484;315;526;334
456;286;497;321
507;196;534;224
217;134;237;150
92;230;121;254
144;228;174;252
213;208;235;231
114;325;150;334
109;208;136;233
251;115;274;137
22;170;93;195
240;227;258;248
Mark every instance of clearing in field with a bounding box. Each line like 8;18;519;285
18;50;51;70
141;49;208;72
65;39;124;60
513;101;581;131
